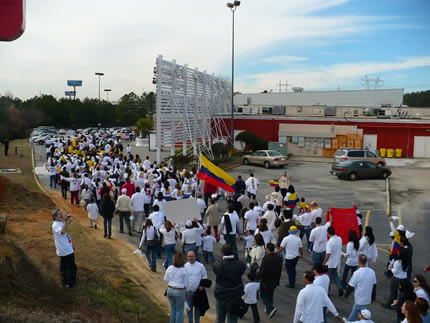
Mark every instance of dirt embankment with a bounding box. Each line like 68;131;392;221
0;174;170;322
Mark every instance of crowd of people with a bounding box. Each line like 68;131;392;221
46;131;429;323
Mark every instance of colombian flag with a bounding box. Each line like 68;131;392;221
197;154;235;193
269;180;279;188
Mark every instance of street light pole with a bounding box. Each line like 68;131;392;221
95;72;104;102
227;1;240;148
104;88;111;101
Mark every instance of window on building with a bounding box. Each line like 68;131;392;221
298;136;304;147
261;107;273;114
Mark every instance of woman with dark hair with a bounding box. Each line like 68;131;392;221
164;252;189;323
401;300;423;323
139;218;160;272
100;193;115;239
384;248;410;309
255;218;275;246
415;298;430;322
394;280;417;323
250;233;265;268
161;181;172;201
413;275;430;304
160;220;177;269
341;230;360;289
284;184;299;212
359;226;378;264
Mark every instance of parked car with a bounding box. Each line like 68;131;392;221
58;129;66;135
333;148;386;166
66;129;77;136
242;150;288;169
330;160;391;181
32;133;52;145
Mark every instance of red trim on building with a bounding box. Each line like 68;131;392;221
222;118;430;158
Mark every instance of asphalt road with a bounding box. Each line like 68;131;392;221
32;141;430;323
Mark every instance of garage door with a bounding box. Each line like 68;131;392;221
413;136;430;158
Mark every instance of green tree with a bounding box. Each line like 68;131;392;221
135;117;154;137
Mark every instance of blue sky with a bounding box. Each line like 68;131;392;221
0;0;429;100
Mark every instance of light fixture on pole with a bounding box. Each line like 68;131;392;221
104;88;111;101
95;72;104;102
227;0;240;147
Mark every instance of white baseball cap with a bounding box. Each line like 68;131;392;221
121;188;127;194
185;220;193;227
360;309;371;319
396;224;406;231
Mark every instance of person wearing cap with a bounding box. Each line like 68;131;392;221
310;201;323;222
344;254;376;321
278;225;303;288
293;271;343;323
115;188;133;236
343;309;374;322
52;208;77;288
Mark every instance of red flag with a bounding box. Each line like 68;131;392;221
327;207;359;245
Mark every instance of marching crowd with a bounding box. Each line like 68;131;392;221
47;130;430;323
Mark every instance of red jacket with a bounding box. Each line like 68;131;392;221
121;182;135;198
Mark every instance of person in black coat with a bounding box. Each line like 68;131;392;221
100;192;115;239
256;242;283;319
234;175;246;196
213;244;246;322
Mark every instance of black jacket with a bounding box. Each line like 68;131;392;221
213;258;246;299
256;253;283;290
100;198;115;218
193;279;212;316
234;179;246;195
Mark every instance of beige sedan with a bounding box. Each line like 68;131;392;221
242;150;288;169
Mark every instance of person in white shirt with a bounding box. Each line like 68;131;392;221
171;183;183;200
294;209;314;253
384;250;409;308
131;187;145;233
51;208;77;288
344;254;377;321
359;226;378;265
159;221;177;269
196;194;206;222
62;172;80;207
243;271;261;322
219;204;243;258
245;173;259;200
278;226;303;288
293;271;343;323
47;162;58;188
341;230;360;289
413;275;430;304
250;233;266;268
313;263;332;323
323;226;344;296
182;220;199;257
86;198;99;229
149;205;165;230
138;218;160;272
202;234;216;263
309;216;331;265
244;202;259;234
143;156;152;171
164;252;189;323
254;219;275;246
262;203;277;238
184;250;208;323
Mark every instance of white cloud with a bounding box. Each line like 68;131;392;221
262;55;308;63
237;56;430;92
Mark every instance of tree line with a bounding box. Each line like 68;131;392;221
403;90;430;107
0;92;156;140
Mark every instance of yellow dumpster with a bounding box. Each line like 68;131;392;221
387;149;394;158
379;148;386;157
395;149;402;158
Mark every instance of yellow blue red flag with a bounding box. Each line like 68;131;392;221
197;154;235;193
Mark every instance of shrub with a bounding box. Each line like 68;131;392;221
235;131;258;151
211;142;229;158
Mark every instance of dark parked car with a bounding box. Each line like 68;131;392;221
330;160;391;181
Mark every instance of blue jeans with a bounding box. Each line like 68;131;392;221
299;226;312;251
347;303;367;321
183;194;191;199
183;243;197;257
285;256;299;288
223;234;238;258
215;297;238;323
164;243;176;269
146;241;158;272
312;251;326;265
328;268;342;289
260;287;275;314
341;264;357;289
103;217;112;238
323;306;327;323
50;174;57;188
187;290;201;323
203;251;215;263
167;287;185;323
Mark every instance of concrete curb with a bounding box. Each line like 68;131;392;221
222;163;243;171
386;177;391;217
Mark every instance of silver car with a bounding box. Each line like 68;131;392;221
333;148;386;167
242;150;288;169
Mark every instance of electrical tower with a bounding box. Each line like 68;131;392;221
360;75;384;89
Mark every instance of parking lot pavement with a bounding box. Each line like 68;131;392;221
32;141;430;322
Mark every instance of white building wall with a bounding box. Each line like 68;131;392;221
234;89;404;107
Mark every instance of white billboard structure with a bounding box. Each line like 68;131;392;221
154;55;231;164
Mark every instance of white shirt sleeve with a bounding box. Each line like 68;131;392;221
293;290;305;323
